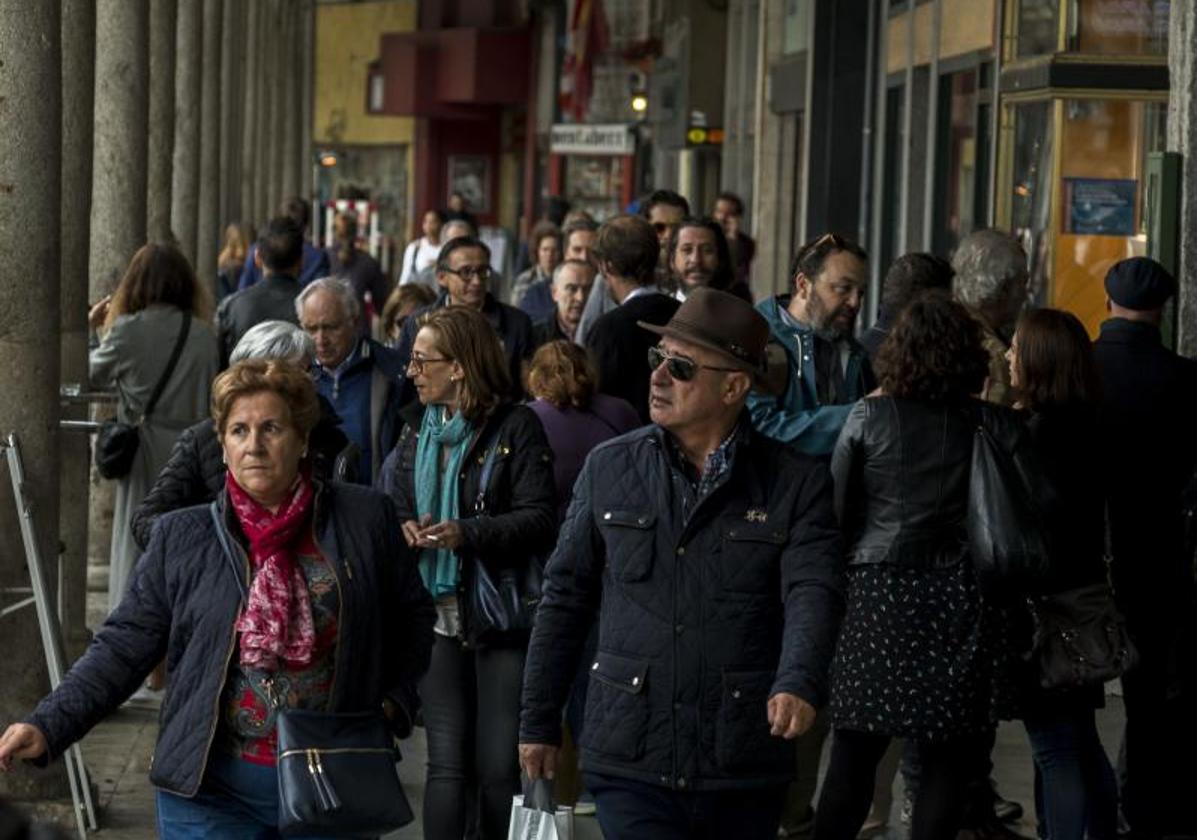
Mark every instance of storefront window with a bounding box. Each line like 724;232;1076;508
934;69;991;255
1009;101;1054;301
1069;0;1170;55
1015;0;1060;58
1053;98;1166;333
564;155;625;221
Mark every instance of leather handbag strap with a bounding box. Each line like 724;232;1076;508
142;312;192;421
473;441;501;515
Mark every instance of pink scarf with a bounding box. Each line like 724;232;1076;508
227;470;317;671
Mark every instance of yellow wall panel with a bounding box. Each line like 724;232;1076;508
315;0;416;146
940;0;996;60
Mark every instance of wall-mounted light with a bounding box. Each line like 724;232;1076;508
631;94;649;113
319;152;339;168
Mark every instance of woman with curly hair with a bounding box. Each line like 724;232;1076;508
814;292;1026;840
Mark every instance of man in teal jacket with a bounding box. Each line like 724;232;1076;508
748;233;874;457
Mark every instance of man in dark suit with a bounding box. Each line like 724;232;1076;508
215;216;304;367
585;216;681;423
1094;257;1197;840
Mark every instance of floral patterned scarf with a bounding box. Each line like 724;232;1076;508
226;469;317;671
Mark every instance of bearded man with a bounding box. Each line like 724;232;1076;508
747;233;875;457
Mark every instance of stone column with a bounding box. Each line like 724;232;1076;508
1170;1;1197;356
299;0;314;199
195;0;223;289
147;0;177;242
240;0;260;224
59;0;96;663
171;0;202;266
0;0;68;802
219;0;245;227
90;0;149;293
252;0;273;222
280;5;301;201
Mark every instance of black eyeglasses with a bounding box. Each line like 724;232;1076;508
441;265;494;282
407;354;451;374
647;346;741;382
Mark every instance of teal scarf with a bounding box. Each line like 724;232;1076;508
414;405;474;597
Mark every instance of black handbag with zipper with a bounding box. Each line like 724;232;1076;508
275;708;413;837
208;503;414;837
94;312;191;480
1026;581;1139;691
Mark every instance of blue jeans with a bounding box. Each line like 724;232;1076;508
156;752;356;840
586;772;787;840
1024;708;1117;840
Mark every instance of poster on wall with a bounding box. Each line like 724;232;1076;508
1065;178;1137;236
447;156;490;214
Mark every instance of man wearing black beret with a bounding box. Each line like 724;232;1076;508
1093;256;1197;840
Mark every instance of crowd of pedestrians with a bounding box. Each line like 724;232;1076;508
0;185;1194;840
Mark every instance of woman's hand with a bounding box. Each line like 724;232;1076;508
87;295;111;330
402;514;433;548
0;723;48;771
417;520;464;551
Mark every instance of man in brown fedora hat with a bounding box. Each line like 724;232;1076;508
519;287;845;839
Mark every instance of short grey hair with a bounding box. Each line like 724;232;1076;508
295;275;361;324
229;320;315;366
552;258;595;287
951;229;1029;309
441;219;476;242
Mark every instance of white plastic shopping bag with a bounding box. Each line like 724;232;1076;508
507;778;574;840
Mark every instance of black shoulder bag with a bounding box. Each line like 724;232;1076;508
965;405;1053;595
1025;507;1138;691
208;502;415;837
95;313;191;480
468;443;543;635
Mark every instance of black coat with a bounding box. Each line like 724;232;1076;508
519;419;845;790
1093;319;1197;615
26;482;435;798
585;292;680;424
214;274;303;367
129;396;354;550
378;401;558;646
393;292;536;407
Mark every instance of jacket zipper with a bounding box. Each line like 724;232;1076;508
325;518;345;712
189;532;250;797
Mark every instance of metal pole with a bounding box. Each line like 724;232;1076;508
898;0;915;252
922;0;942;251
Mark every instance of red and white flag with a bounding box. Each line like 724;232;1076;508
558;0;610;122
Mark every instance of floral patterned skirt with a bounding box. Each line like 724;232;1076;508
829;560;1021;740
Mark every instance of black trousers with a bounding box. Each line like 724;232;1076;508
586;772;787;840
813;729;990;840
419;635;525;840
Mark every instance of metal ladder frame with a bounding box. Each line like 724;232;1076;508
0;432;98;839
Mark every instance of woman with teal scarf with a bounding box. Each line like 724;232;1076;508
382;306;557;840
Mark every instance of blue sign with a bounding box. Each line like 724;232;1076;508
1066;178;1137;236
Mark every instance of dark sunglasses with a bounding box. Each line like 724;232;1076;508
647;346;741;382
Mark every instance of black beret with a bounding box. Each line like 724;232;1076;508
1105;257;1176;311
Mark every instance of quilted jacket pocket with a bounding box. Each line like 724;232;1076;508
722;523;787;594
714;669;793;774
598;509;656;582
580;650;649;760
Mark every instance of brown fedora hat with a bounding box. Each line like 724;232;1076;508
639;287;770;379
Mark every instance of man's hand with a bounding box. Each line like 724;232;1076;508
767;693;816;739
401;514;433;548
518;743;559;781
0;724;48;771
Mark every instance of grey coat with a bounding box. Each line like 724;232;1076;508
89;305;219;611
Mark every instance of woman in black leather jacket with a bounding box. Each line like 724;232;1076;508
814;293;1023;840
378;305;556;840
1007;308;1115;840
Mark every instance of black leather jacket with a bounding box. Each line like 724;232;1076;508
831;396;1030;570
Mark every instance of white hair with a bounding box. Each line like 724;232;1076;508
295;275;361;323
230;320;315;365
951;229;1029;310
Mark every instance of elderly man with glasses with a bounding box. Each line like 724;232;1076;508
392;234;536;405
520;287;845;840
